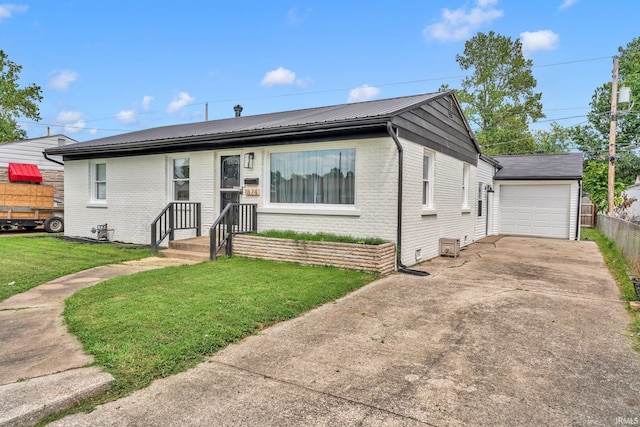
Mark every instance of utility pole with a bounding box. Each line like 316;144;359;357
205;102;209;121
608;56;619;216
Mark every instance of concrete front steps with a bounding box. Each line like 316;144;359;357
162;236;212;262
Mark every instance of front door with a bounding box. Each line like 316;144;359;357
220;155;241;217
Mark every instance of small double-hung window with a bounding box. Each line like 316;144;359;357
93;162;106;201
422;153;434;208
172;158;190;201
462;164;470;209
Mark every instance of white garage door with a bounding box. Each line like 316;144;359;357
500;184;571;239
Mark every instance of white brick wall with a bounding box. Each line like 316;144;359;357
256;138;399;244
65;152;221;244
400;139;477;265
63;137;482;261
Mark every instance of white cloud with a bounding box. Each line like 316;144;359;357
559;0;578;9
88;128;98;135
142;95;154;110
424;0;504;42
0;4;28;22
63;120;86;134
116;109;137;125
166;92;194;114
48;70;79;91
287;7;312;24
56;110;83;123
520;30;559;55
55;110;85;134
261;66;297;87
347;85;381;103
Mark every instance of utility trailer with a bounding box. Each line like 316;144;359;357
0;182;64;232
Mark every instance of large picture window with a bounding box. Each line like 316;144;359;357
270;148;355;205
172;158;190;201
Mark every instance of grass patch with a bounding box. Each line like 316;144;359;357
581;228;640;350
0;235;151;302
62;257;375;404
582;228;638;301
253;229;387;245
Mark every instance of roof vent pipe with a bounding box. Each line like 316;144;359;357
234;105;243;117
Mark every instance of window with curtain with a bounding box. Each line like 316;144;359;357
270;148;355;205
172;158;190;201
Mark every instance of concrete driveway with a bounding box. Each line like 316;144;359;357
51;236;640;426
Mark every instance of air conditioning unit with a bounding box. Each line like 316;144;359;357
439;238;460;258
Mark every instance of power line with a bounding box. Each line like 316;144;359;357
20;55;619;136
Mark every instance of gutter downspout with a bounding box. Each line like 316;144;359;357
575;179;582;240
386;122;429;276
43;153;64;166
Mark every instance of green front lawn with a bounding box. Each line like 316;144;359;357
63;257;376;403
0;235;151;302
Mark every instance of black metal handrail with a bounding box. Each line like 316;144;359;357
151;202;201;254
210;203;257;260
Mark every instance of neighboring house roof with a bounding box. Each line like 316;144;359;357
45;92;481;165
492;153;583;180
479;153;503;169
0;134;76;170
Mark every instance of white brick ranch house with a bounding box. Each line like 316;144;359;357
45;92;582;269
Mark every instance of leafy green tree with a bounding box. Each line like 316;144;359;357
587;38;640;147
0;50;42;142
582;160;626;213
570;37;640;186
532;122;571;154
454;31;545;155
569;124;607;161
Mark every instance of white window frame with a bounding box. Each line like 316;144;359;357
169;157;190;201
462;163;470;209
91;162;107;203
262;143;360;216
422;151;435;209
477;181;484;217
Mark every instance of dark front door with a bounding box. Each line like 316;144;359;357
220;155;241;224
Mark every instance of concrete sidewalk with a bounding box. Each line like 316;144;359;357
0;257;194;427
47;237;640;426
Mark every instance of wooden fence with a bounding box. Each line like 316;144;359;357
581;201;596;228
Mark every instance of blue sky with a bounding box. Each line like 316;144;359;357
2;0;639;142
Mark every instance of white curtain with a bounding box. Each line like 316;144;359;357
270;149;355;204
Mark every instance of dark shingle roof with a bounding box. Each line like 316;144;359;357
492;153;583;180
45;93;445;156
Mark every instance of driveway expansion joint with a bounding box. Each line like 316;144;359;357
209;360;438;426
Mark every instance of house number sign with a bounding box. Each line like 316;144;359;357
244;187;261;197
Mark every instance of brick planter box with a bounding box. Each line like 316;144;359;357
232;235;396;275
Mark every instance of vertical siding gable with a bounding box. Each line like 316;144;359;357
393;95;478;166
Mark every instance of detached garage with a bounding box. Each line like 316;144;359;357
492;153;583;240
